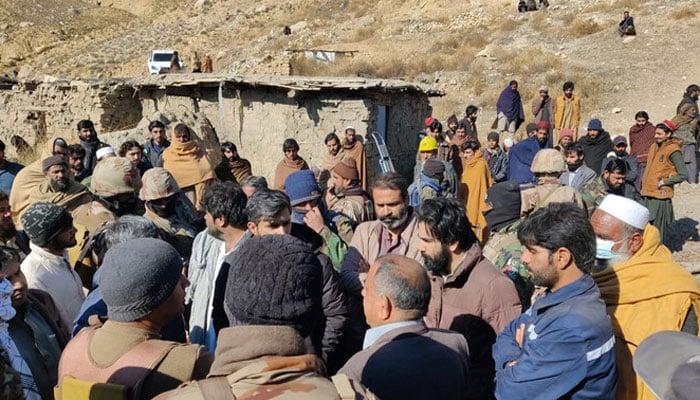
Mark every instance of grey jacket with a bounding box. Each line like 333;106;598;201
560;165;597;190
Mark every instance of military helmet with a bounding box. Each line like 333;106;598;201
419;136;438;152
91;157;141;197
531;149;566;174
139;167;180;201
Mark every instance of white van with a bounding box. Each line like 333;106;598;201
147;50;185;75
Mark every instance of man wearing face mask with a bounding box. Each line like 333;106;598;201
140;168;198;262
590;194;700;400
560;143;597;190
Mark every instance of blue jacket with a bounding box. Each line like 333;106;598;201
0;161;24;195
493;274;617;399
507;136;546;185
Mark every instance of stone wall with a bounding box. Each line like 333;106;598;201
0;78;432;186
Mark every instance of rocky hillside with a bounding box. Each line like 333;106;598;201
2;0;699;137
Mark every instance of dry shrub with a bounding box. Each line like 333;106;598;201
351;25;378;42
495;47;563;76
569;18;604;37
499;17;519;32
670;6;696;20
582;0;636;14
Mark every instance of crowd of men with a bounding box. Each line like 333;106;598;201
0;81;698;400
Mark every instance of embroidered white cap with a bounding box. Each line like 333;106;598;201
598;194;649;230
96;146;115;160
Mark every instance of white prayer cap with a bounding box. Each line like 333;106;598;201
504;137;514;148
96;146;115;160
598;194;649;230
345;126;355;132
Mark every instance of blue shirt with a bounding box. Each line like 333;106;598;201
507;136;547;185
493;274;617;399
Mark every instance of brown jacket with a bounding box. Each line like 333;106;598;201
641;138;683;199
339;214;422;298
339;321;469;400
424;242;521;400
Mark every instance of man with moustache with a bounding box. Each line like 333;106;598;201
340;172;421;355
27;155;93;214
2;246;69;400
416;197;520;400
590;195;700;400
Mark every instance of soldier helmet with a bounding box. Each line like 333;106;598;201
419;136;438;152
92;157;141;197
531;149;566;174
139;167;180;201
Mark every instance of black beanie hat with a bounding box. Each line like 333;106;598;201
20;202;73;247
422;158;445;180
224;235;323;337
485;181;521;210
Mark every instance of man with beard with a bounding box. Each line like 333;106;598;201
188;181;250;352
20;202;84;329
0;191;29;256
27;155;93;215
506;122;549;185
326;158;373;242
67;144;89;182
416;197;520;400
445;114;459;140
318;132;344;191
554;81;581;141
340;126;367;190
482;181;533;310
460;105;480;144
676;84;700;122
213;142;252;184
340;172;421;356
590;195;700;400
2;246;70;400
140;168;198;261
580;159;642;215
495;81;525;141
560;143;597;190
494;202;617;399
600;136;639;186
578;119;613;176
76;119;107;176
532;85;555;147
142;120;170;168
629;111;656;190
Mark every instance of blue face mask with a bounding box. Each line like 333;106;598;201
596;237;619;260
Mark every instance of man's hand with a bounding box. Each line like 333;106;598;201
304;207;326;233
515;323;526;348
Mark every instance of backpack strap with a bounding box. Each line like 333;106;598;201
533;185;560;210
197;376;236;400
332;374;375;400
58;327;178;400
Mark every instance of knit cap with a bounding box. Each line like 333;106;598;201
613;136;628;146
587;119;603;131
21;202;73;247
485;181;521;210
526;123;538;134
99;238;183;322
285;170;321;206
332;158;359;181
559;129;574;139
224;235;323;336
422;158;445;181
536;120;550;130
42;155;68;173
487;132;500;142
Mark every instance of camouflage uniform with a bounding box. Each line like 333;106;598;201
520;177;585;216
483;220;534;310
580;176;642;216
326;187;373;243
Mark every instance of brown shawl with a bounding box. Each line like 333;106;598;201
342;140;367;190
671;104;698;130
274;157;309;191
628;122;656;164
162;136;215;209
28;180;93;214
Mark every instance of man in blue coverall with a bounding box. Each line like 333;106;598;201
493;202;617;399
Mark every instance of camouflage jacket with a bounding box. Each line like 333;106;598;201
154;326;373;400
483;220;533;310
580;176;643;215
326;186;374;243
520;177;586;216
